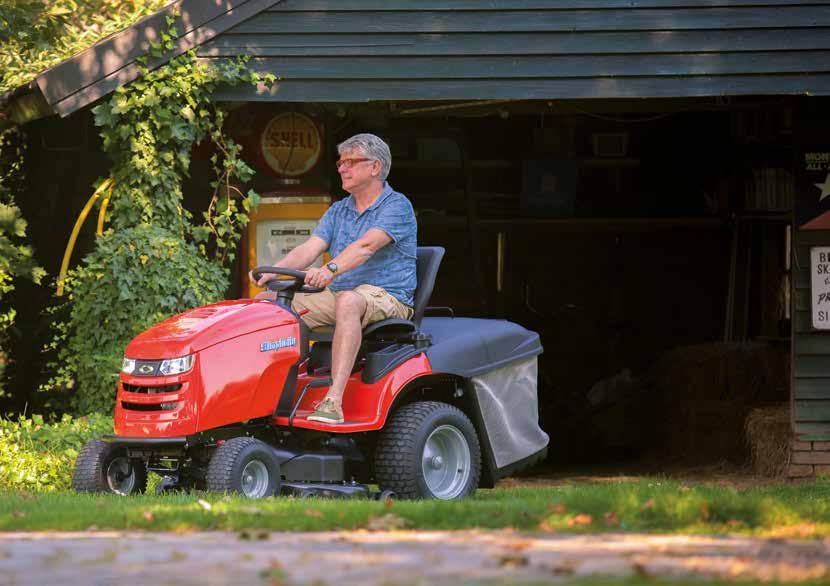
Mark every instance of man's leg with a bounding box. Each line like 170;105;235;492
292;290;336;330
323;291;367;406
308;286;410;424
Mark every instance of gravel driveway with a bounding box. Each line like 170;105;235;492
2;530;828;585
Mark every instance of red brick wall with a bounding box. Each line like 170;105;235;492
788;440;830;477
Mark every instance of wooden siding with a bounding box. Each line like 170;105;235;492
199;0;830;103
18;0;830;116
793;229;830;441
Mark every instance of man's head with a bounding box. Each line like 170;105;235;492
336;133;391;194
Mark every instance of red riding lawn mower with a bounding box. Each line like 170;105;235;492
73;247;548;500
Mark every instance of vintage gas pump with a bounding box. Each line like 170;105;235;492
243;193;330;298
240;110;332;298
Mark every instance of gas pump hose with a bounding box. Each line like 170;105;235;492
56;178;114;296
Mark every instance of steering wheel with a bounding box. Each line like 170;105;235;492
252;267;324;294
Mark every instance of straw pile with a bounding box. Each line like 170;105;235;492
744;404;790;477
644;342;789;464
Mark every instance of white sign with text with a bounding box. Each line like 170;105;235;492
811;247;830;329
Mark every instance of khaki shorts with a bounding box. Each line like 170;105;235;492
291;285;414;330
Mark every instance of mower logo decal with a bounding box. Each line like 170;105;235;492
260;337;297;352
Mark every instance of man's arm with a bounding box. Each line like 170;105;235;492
330;228;391;274
304;228;391;288
252;235;328;287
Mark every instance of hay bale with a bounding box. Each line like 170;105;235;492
744;404;790;477
642;342;790;464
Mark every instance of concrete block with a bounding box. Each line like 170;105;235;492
812;441;830;450
791;440;813;451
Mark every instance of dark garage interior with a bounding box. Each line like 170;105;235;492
9;96;796;473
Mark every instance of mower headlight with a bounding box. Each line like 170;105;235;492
159;355;194;376
121;358;136;374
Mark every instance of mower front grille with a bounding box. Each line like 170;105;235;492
122;383;182;394
121;401;178;411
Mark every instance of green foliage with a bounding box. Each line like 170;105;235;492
1;1;161;404
93;47;266;244
0;128;44;393
42;10;272;414
46;225;227;414
0;0;168;94
0;412;112;492
0;129;44;287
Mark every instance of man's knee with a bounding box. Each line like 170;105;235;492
335;291;367;319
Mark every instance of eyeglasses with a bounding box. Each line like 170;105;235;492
335;157;372;170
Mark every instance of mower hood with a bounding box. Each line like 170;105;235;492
125;300;296;359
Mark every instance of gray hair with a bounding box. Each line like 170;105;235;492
337;133;392;182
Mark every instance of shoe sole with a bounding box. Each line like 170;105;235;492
306;414;344;424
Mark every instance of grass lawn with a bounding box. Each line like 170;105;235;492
2;478;830;535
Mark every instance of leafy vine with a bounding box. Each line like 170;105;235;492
44;12;273;413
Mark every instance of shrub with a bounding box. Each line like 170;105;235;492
45;225;227;414
0;412;112;492
42;37;268;414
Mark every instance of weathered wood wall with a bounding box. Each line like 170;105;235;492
792;230;830;445
201;0;830;102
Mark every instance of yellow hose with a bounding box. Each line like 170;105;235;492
57;178;114;296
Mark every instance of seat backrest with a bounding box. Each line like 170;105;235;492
413;246;445;326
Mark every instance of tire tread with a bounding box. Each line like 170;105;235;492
206;436;260;492
72;438;147;494
374;401;481;500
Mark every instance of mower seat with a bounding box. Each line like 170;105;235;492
309;246;445;343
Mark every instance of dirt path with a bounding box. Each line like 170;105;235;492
1;530;828;585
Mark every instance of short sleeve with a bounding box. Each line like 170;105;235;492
371;195;416;243
312;204;337;244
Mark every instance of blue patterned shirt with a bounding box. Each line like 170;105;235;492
313;183;417;306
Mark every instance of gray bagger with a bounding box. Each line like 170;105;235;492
420;315;549;482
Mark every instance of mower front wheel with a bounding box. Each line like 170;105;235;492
72;439;148;495
375;401;481;500
206;437;280;498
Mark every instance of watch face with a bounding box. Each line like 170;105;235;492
327;262;338;273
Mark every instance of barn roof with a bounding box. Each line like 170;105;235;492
5;0;830;122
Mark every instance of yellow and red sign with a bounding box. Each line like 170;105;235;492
260;112;322;177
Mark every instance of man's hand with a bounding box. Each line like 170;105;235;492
249;269;277;288
304;267;334;289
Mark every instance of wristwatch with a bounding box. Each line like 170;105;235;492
326;261;338;274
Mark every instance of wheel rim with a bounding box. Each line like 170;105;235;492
240;460;270;498
421;424;471;499
106;457;136;495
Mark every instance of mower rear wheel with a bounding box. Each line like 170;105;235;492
374;401;481;500
72;439;148;495
205;437;280;498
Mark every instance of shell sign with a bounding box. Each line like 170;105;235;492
260;112;322;177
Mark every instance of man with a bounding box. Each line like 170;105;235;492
251;133;417;424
